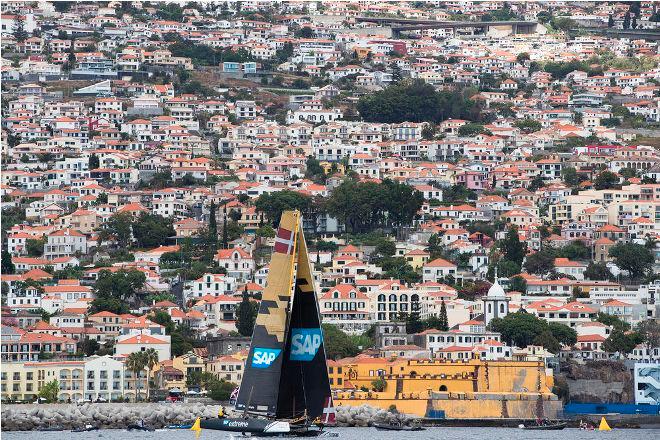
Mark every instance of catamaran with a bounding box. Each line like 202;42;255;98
194;211;336;436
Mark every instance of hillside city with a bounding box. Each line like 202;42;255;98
0;0;659;417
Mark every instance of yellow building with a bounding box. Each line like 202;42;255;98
320;161;345;176
1;361;84;402
207;353;246;385
154;351;205;391
404;249;430;270
333;357;561;419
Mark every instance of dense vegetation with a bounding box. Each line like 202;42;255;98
356;80;483;124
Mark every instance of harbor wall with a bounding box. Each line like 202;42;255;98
335;395;562;419
0;402;222;431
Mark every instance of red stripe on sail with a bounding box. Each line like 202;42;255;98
322;396;336;424
274;227;294;254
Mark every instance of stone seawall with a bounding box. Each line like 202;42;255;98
1;402;221;431
1;402;405;431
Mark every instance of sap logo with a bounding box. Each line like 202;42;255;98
252;348;281;368
290;328;322;361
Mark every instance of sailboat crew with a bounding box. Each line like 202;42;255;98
218;406;226;418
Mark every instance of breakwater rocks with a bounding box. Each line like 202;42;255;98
1;402;223;431
1;402;404;431
335;404;412;427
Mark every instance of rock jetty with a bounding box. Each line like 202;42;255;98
335;404;412;427
1;402;406;431
1;402;221;431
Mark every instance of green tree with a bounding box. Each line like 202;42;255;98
209;379;236;400
132;213;174;248
438;300;449;331
256;225;275;238
609;243;654;280
78;337;100;356
523;249;555;275
516;52;530;64
125;352;148;401
619;167;637;179
90;269;146;314
38;379;60;402
144;348;159;399
12;16;29;42
356;79;480;124
500;226;526;267
558;241;590;260
421;124;436;140
603;329;636;354
255;190;311;225
584;262;614;281
221;205;228;249
276;42;294;62
594;171;619;190
371;377;386;392
305;156;326;183
514;119;542;133
100;212;133;248
561;166;579;186
322;324;360;360
488;311;547;348
2;251;16;274
374;239;396;259
637;320;660;350
533;331;561;354
509;275;527;293
295;26;314;38
209;200;217;237
551;16;577;31
235;287;258;337
89;153;100;170
597;312;631;332
623;11;631;29
405;300;423;334
548;322;577;347
25;238;45;257
458;123;488;137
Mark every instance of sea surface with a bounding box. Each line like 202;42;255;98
2;427;655;440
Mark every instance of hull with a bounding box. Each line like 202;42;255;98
373;423;425;431
521;423;566;430
200;417;291;434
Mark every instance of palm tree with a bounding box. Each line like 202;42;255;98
144;348;160;400
126;352;148;402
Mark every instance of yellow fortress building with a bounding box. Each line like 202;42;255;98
332;357;561;419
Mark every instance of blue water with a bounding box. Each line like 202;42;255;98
1;427;655;439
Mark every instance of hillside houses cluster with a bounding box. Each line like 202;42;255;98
1;1;660;403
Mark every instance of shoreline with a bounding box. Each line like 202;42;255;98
2;402;659;431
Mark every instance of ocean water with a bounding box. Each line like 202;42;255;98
1;427;655;439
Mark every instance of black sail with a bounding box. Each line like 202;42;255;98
235;211;300;416
276;228;331;420
235;211;332;421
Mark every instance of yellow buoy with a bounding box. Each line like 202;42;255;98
598;416;611;431
191;417;201;432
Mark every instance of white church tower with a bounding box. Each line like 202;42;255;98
482;270;510;327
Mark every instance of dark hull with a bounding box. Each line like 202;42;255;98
200;418;331;437
522;423;567;430
126;424;154;431
72;427;99;432
201;417;290;434
373;423;425;431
